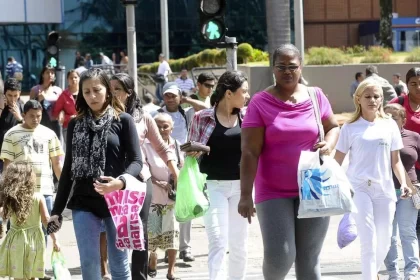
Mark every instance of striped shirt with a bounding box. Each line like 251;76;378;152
175;77;195;93
0;124;64;195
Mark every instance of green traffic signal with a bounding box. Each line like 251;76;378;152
49;57;57;68
202;19;224;42
206;21;221;40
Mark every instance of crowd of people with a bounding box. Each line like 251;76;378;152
0;43;420;280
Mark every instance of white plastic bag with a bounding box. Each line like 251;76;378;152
297;149;356;218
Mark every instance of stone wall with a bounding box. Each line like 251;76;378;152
239;63;420;114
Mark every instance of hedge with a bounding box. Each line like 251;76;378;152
138;43;268;73
405;47;420;62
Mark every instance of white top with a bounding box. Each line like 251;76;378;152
398;80;408;94
336;117;403;200
157;61;171;80
102;55;113;66
143;103;161;113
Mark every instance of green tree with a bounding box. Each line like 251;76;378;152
265;0;291;66
379;0;393;49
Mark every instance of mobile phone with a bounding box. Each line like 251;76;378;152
46;215;63;234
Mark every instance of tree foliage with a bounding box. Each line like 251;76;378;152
379;0;393;49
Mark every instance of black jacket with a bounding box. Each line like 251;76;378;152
0;99;24;150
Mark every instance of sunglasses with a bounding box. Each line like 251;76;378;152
275;65;300;72
203;83;215;89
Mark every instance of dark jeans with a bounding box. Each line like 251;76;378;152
131;178;153;280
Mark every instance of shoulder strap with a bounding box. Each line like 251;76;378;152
178;106;189;129
173;140;181;168
308;87;325;142
398;95;404;105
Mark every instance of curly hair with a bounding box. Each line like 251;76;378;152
0;162;36;225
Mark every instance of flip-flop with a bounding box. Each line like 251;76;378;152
166;274;181;280
148;253;158;278
148;268;157;278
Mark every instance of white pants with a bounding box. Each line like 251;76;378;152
204;180;249;280
352;183;396;280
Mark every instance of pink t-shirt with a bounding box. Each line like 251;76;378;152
242;88;333;203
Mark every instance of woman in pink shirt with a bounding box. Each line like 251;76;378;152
110;73;179;280
53;70;79;148
238;44;340;280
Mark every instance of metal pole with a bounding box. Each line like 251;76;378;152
225;36;238;71
126;4;138;93
294;0;305;64
56;65;66;89
160;0;169;59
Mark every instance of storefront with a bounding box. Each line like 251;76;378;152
392;17;420;51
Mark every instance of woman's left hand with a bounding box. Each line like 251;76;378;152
400;183;413;199
94;176;124;195
314;141;332;155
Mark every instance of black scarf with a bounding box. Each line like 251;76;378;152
71;107;114;180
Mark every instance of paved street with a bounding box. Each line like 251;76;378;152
0;210;407;279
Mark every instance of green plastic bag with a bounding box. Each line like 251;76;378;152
175;156;209;222
51;251;72;280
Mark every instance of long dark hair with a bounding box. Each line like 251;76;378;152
111;73;143;118
210;70;247;115
38;65;56;86
406;67;420;85
76;68;124;119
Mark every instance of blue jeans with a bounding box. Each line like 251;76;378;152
72;210;131;280
384;194;419;279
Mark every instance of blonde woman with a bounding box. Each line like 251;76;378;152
334;80;411;280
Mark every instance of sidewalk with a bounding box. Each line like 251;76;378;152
0;212;403;279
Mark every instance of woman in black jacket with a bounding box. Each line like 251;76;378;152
49;68;142;279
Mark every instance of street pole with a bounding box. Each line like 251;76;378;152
126;4;138;93
160;0;170;59
294;0;304;64
225;36;238;71
56;65;66;89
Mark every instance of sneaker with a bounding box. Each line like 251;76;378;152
179;250;195;262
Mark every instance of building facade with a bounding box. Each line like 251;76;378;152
304;0;420;49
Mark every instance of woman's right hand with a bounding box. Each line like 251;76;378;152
238;195;256;224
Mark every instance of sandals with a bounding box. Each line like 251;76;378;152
148;253;158;278
167;274;181;280
148;268;157;278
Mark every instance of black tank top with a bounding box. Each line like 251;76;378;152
199;114;241;180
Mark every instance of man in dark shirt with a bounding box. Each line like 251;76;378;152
0;78;24;172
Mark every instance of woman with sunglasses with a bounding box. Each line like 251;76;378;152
239;44;339;280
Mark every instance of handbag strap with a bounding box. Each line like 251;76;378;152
308;87;325;142
174;139;181;168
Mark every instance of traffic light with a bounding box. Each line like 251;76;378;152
199;0;226;43
46;31;60;68
120;0;137;5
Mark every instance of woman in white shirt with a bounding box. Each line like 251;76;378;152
334;79;411;280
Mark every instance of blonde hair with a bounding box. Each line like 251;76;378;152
384;103;406;119
0;162;36;225
348;79;389;123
